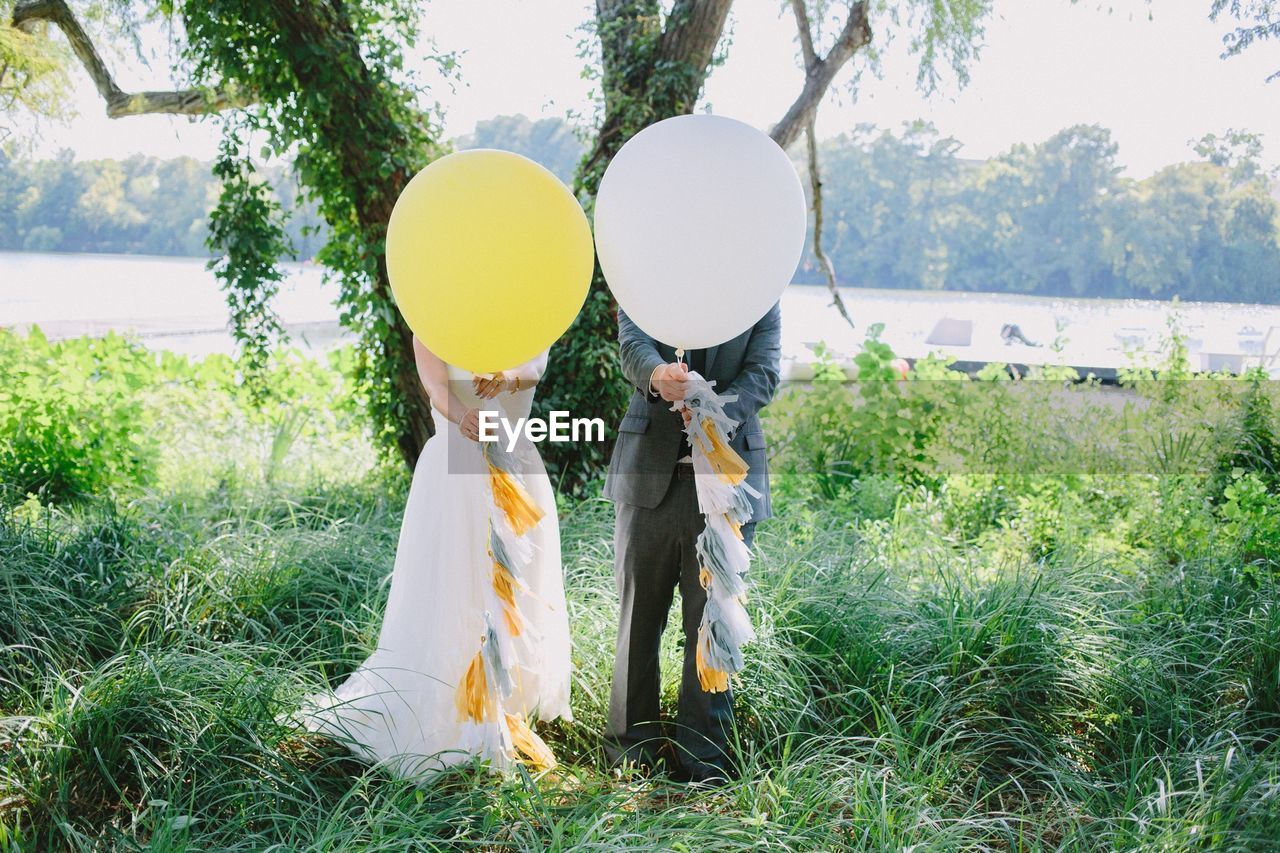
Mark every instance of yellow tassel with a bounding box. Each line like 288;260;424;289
701;421;749;486
455;650;496;723
696;626;731;693
492;559;523;636
699;566;712;590
728;517;743;539
488;463;545;536
505;712;558;771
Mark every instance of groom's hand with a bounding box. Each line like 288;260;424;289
651;362;690;402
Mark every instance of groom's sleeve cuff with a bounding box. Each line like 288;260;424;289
647;364;663;398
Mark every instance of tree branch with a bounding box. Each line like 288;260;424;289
769;1;870;151
788;0;817;68
777;1;866;330
805;115;854;329
11;0;250;118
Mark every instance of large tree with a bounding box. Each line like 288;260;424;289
7;0;996;487
538;0;892;490
540;0;995;490
7;0;446;466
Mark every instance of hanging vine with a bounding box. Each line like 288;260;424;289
9;0;455;465
164;0;453;464
206;120;291;387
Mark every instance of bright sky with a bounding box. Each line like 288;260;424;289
24;0;1280;178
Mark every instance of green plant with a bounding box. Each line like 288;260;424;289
844;326;944;485
1219;468;1280;564
0;328;160;502
167;0;453;466
774;332;957;499
1214;373;1280;497
8;327;1280;848
770;342;857;498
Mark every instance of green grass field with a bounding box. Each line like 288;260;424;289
3;332;1280;850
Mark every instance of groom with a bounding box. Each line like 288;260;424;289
602;302;781;784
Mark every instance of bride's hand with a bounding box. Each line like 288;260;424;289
473;371;507;399
458;408;484;442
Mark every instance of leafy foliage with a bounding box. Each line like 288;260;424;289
0;147;323;255
9;119;1277;308
457;114;585;184
164;0;450;462
1213;0;1280;80
1219;468;1280;563
0;0;71;140
1214;372;1280;496
0;113;590;257
207;125;291;380
868;0;995;91
772;328;959;499
0;328;368;506
0;328;158;501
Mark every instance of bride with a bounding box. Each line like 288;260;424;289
301;337;573;779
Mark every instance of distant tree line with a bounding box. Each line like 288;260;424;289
3;115;1277;303
801;123;1280;303
0;147;327;257
0;114;582;260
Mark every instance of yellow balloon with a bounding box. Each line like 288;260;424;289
386;150;594;374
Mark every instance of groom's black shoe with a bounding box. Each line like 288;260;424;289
676;759;735;788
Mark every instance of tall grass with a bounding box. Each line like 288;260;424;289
2;333;1279;849
4;471;1279;850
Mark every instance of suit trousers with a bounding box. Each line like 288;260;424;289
603;464;756;773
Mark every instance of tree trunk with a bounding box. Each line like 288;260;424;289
536;0;733;492
580;0;733;189
234;2;437;467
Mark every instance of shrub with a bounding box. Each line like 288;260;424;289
1213;373;1280;497
0;328;160;502
772;331;956;498
1218;469;1280;565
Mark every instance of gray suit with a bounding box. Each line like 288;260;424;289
602;303;781;777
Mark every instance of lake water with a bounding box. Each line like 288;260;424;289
3;251;1279;377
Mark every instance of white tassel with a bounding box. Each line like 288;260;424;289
456;426;561;772
677;373;759;692
708;589;756;646
459;719;515;769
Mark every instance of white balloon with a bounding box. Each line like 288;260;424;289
593;114;807;351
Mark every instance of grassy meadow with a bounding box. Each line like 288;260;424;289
3;327;1280;850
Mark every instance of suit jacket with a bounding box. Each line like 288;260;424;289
603;302;782;522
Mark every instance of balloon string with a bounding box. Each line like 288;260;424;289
675;347;685;367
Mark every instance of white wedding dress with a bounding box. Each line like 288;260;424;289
301;363;573;780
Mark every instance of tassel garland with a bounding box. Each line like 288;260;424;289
677;373;759;694
455;645;496;723
453;437;558;771
486;440;545;535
